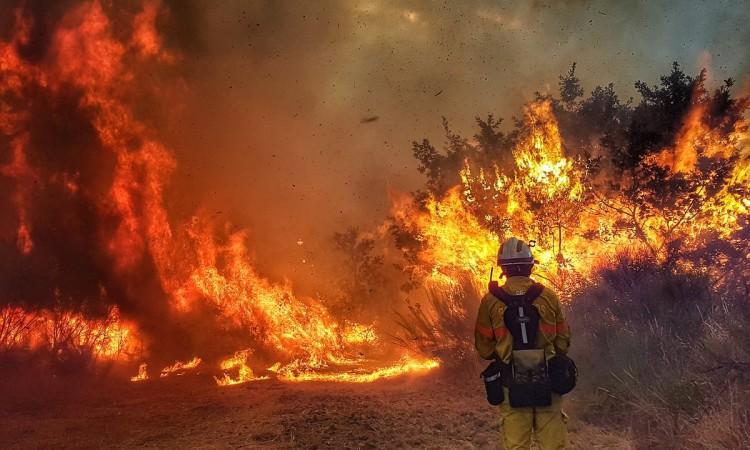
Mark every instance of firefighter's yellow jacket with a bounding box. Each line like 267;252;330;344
475;276;570;363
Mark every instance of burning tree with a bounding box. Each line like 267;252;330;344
391;62;750;298
590;65;750;264
0;1;438;383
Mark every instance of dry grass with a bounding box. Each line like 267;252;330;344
684;388;750;449
569;254;750;449
393;276;482;374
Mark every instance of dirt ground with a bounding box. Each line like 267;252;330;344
0;371;633;449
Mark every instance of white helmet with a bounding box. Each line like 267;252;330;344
497;237;535;266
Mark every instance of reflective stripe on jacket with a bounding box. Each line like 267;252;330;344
474;276;570;363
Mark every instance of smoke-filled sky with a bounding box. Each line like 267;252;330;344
1;0;746;362
2;0;747;293
154;0;750;284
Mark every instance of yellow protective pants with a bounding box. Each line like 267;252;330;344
499;390;567;450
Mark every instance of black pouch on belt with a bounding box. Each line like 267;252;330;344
481;359;509;405
548;353;578;395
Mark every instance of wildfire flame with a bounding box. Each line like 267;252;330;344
2;0;746;387
341;323;378;345
131;363;149;382
214;350;268;386
277;355;441;383
0;1;440;384
393;97;749;296
160;357;202;378
0;306;137;360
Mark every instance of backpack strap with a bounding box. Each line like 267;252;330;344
488;281;545;306
523;283;545;304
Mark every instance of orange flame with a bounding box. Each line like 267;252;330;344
394;98;750;296
0;135;36;255
160;357;202;378
0;1;439;384
0;306;138;360
131;363;149;382
214;350;269;386
277;355;441;383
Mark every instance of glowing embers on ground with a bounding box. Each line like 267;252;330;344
127;355;443;386
128;351;441;386
137;357;202;382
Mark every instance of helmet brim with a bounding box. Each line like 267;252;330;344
497;257;535;265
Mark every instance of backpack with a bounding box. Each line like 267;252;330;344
488;281;552;408
489;281;544;350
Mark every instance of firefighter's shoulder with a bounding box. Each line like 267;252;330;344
480;291;497;306
534;281;561;304
480;290;505;312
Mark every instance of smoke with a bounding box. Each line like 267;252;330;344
0;2;118;315
1;0;749;360
146;0;750;291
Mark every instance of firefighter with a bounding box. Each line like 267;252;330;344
475;237;571;450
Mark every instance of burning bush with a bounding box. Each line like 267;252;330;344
0;307;37;352
390;63;749;297
0;305;135;374
393;276;482;373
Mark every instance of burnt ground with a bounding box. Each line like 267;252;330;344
0;372;632;449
